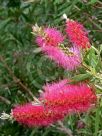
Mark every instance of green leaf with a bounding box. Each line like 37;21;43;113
94;107;100;136
0;18;12;30
87;48;98;68
71;73;92;83
88;0;98;5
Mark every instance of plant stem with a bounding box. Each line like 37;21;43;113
81;62;91;71
81;62;102;81
57;121;73;136
0;95;11;105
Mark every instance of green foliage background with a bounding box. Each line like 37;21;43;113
0;0;102;136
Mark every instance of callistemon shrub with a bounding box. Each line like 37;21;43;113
1;15;97;128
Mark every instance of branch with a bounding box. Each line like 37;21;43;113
0;95;11;105
83;13;102;30
0;55;40;103
57;121;73;136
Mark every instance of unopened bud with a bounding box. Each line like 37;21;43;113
62;14;68;20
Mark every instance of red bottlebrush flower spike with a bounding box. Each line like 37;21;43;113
12;103;64;127
40;80;97;114
64;15;91;49
36;27;64;47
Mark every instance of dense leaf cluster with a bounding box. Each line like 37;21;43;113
0;0;102;136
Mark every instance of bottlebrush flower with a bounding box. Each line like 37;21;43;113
12;103;64;127
40;45;81;71
34;25;81;71
64;15;91;49
35;27;64;47
40;80;97;114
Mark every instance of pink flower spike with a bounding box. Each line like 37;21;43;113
12;103;64;127
43;79;68;93
36;28;64;47
41;45;81;71
40;80;97;114
65;19;91;49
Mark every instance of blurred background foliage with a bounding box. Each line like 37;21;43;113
0;0;102;136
